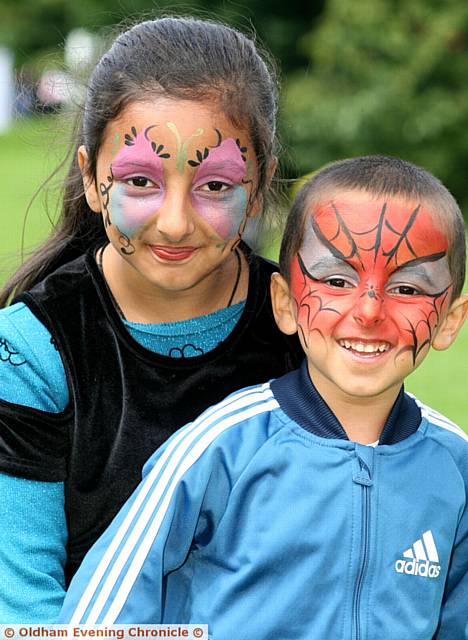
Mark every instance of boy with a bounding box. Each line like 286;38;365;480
59;156;468;639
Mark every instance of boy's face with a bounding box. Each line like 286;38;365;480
281;190;460;403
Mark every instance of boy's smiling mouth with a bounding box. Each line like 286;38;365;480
338;339;392;357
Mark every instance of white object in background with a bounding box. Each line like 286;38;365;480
65;28;99;70
0;47;13;133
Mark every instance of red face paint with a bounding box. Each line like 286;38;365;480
290;193;452;402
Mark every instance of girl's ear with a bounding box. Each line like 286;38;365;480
77;145;101;213
432;294;468;351
270;272;298;335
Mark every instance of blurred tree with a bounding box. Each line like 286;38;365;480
0;0;324;73
284;0;468;214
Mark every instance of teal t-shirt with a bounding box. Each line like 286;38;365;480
0;300;245;412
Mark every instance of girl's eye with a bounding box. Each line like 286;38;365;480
324;277;354;289
390;285;421;296
199;181;230;193
125;176;158;188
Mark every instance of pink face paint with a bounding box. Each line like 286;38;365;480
110;128;166;237
191;138;249;240
291;198;452;363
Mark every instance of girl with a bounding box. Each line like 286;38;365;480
0;17;302;621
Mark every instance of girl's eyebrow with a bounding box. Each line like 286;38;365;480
194;159;245;174
193;158;246;183
111;158;165;180
112;159;161;170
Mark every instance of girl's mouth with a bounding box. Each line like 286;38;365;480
149;245;198;262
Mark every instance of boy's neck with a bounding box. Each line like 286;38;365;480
307;364;402;445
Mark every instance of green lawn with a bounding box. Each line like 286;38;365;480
1;116;467;430
0;115;69;281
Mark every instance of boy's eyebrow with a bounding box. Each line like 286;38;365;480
397;252;447;270
301;255;357;274
393;265;437;286
391;253;451;287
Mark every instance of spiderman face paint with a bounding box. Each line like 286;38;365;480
290;191;452;403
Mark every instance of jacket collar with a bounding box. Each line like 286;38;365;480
270;360;421;445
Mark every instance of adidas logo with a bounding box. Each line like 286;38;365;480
394;530;441;578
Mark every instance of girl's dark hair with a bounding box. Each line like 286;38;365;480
280;155;466;300
1;17;279;306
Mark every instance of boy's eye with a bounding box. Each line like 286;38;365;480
389;285;421;296
325;277;353;289
199;181;230;193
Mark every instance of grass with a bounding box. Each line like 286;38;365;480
1;116;467;431
0;115;69;281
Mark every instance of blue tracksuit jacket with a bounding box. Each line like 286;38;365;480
59;362;468;639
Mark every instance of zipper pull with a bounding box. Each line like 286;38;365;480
352;444;374;486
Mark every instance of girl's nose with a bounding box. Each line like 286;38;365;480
155;193;195;242
352;289;386;327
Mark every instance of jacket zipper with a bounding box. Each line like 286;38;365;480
352;450;373;640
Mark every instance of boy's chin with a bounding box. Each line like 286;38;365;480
307;362;407;405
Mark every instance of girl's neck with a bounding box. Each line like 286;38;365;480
99;244;249;324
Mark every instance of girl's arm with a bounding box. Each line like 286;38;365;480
0;474;67;622
0;303;69;621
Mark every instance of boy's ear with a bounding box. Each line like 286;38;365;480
432;294;468;351
77;145;101;213
271;272;298;335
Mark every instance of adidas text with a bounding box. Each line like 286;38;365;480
394;559;440;578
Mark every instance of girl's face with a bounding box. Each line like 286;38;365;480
81;99;259;295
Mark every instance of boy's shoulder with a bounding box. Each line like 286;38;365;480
412;396;467;442
411;394;468;464
142;381;286;476
189;380;284;448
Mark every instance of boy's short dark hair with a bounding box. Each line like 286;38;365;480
280;155;466;300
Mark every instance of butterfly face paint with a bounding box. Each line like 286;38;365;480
290;193;452;402
109;127;167;238
190;137;248;240
106;126;252;245
89;99;259;300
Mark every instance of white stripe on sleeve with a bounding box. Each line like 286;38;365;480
69;384;276;623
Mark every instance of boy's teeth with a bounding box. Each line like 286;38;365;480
339;340;389;353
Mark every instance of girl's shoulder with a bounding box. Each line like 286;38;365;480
0;302;68;412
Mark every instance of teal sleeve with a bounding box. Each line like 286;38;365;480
0;473;67;622
0;303;69;412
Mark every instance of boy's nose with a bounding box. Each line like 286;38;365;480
155;193;195;242
352;290;386;327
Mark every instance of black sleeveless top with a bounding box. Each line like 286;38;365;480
0;247;302;582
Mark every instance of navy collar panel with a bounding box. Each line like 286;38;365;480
270;360;421;445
